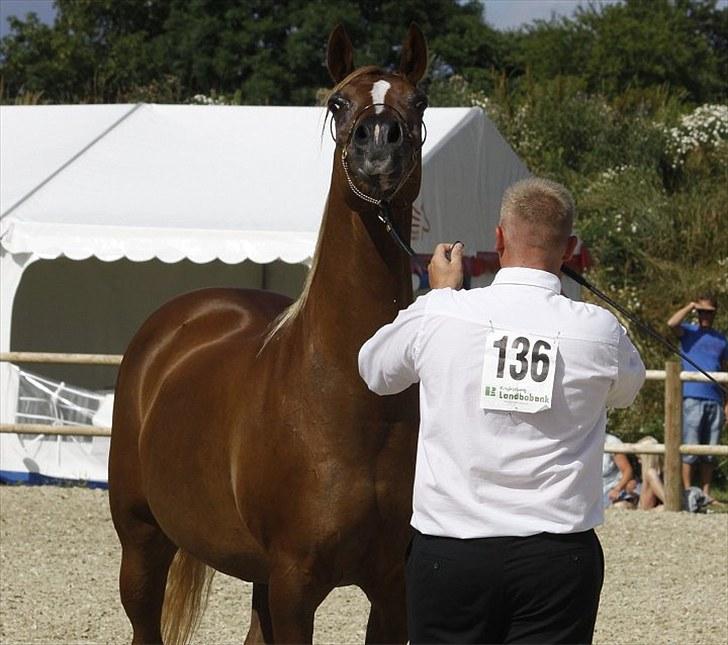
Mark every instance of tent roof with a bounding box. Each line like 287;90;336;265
0;103;529;264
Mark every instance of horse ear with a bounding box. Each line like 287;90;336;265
327;24;355;84
399;23;428;84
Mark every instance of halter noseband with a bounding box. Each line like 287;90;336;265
330;102;426;258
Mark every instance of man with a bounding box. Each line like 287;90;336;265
667;295;728;497
358;177;645;644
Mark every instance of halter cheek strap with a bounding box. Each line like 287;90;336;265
335;102;424;257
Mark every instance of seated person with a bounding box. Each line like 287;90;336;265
636;436;665;511
635;436;721;512
602;433;638;508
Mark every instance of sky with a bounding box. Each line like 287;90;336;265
1;0;727;38
483;0;611;29
0;0;611;39
1;0;55;38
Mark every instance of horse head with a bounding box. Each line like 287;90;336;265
326;24;428;207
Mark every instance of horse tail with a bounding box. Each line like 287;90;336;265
161;549;215;645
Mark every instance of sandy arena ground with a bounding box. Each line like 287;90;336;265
1;486;726;644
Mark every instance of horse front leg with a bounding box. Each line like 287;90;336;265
362;562;408;644
267;561;330;643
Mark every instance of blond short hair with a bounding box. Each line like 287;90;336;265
637;435;662;474
500;177;575;249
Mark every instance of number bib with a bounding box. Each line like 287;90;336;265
480;329;559;413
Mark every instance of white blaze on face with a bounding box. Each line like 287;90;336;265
370;80;391;114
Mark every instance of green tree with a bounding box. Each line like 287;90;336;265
504;0;727;104
0;0;500;105
0;0;172;102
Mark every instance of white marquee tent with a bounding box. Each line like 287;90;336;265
0;102;548;484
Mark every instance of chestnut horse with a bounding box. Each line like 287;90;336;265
109;24;427;644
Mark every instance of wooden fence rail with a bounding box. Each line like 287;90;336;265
2;352;725;380
603;443;728;456
645;369;728;382
0;423;110;437
1;353;726;512
0;351;123;365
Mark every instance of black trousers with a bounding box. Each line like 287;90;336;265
405;528;604;644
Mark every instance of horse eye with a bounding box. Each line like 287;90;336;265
328;96;348;115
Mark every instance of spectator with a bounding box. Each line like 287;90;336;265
635;436;665;511
634;436;718;512
667;295;728;499
602;433;637;509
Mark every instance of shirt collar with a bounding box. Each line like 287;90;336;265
492;267;562;294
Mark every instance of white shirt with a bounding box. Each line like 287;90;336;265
358;267;645;538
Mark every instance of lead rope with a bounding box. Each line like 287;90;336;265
561;264;727;394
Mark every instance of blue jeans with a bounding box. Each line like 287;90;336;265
682;397;724;464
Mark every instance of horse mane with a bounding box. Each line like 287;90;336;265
260;200;329;350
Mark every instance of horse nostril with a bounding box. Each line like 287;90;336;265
388;122;402;144
355;125;368;143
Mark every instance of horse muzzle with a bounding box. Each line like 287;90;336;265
342;103;422;200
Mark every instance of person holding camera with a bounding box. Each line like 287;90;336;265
667;295;728;498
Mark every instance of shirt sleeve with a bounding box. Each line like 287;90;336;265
358;295;428;396
606;325;646;408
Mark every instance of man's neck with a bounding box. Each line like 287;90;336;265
499;256;562;277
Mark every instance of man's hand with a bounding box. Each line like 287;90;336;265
428;242;464;290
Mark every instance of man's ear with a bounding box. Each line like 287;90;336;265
495;226;505;256
327;24;354;84
562;235;578;262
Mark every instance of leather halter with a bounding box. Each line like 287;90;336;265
330;102;426;257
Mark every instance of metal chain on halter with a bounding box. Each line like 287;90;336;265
341;148;381;207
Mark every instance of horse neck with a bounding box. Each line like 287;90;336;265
297;163;415;351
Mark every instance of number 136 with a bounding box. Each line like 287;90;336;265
492;335;551;382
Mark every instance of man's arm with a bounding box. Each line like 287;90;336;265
606;326;646;408
666;302;697;337
359;241;463;395
358;298;427;396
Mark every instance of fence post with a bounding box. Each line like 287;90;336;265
663;360;683;511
